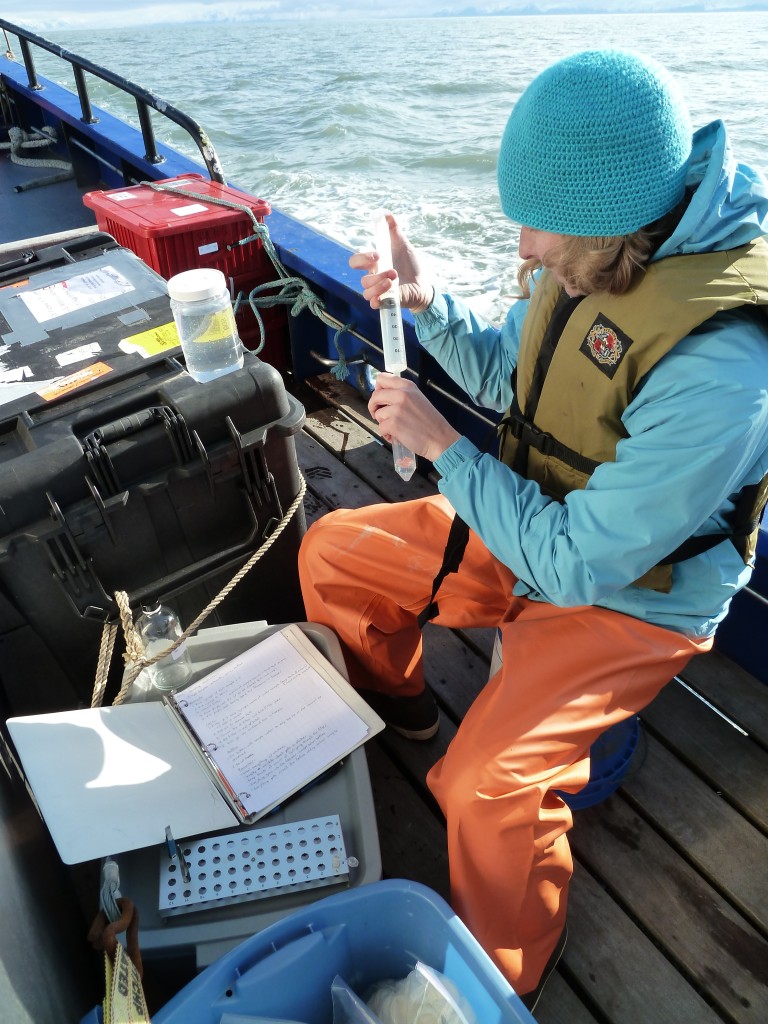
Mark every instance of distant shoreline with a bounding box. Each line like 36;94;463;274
432;3;768;13
15;5;768;36
433;1;768;12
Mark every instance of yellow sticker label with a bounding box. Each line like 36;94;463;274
36;361;113;401
192;309;237;344
118;320;181;358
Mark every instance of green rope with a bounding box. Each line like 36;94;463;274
142;180;355;371
330;324;355;380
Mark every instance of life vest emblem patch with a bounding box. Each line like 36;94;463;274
579;314;633;379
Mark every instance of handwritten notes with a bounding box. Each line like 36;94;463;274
172;627;370;817
8;625;384;861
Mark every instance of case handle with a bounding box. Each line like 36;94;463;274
82;406;196;496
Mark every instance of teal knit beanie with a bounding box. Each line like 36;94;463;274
497;49;693;236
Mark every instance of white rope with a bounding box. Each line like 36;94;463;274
1;126;72;170
99;857;122;923
92;472;307;707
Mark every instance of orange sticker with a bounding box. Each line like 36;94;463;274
36;361;114;401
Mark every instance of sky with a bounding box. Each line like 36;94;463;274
7;0;765;33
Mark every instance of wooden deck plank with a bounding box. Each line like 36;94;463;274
423;623;493;722
641;681;768;831
621;733;768;933
306;372;379;430
574;796;768;1023
535;973;600;1024
365;740;450;900
304;405;437;502
296;430;385;510
565;862;723;1024
678;651;768;748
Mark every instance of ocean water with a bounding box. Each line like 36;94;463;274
34;12;768;320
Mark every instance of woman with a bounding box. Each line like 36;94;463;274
298;49;768;1008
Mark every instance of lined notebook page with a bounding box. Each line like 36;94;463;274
173;626;370;817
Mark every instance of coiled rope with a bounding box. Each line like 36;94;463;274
1;124;72;170
92;471;307;708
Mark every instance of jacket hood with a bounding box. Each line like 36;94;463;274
654;119;768;260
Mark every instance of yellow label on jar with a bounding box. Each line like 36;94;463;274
193;309;237;344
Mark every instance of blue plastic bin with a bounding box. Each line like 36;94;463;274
150;879;534;1024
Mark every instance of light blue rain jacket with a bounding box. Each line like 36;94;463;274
415;120;768;638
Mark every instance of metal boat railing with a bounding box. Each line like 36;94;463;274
0;18;225;183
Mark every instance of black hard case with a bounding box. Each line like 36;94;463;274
0;232;177;413
0;309;306;717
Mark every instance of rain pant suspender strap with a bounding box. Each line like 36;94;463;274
416;512;472;628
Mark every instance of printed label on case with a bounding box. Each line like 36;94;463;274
36;361;113;401
118;321;180;358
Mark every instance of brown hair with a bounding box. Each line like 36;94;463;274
517;198;688;298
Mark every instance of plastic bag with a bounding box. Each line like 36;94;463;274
367;962;477;1024
331;975;386;1024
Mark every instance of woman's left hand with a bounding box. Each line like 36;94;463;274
369;373;460;463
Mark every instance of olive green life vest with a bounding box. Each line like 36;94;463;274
499;237;768;592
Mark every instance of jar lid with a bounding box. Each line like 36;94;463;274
167;267;227;302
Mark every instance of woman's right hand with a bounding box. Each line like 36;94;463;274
348;212;435;313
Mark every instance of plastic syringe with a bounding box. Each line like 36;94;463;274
373;210;417;482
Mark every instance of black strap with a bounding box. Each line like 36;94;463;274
417;416;503;628
497;407;602;477
660;482;765;565
417;513;471;628
511;292;585;475
660;532;730;564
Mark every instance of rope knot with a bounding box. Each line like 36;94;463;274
330;323;356;381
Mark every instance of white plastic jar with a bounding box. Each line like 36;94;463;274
167;267;244;383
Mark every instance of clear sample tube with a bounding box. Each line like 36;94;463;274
372;210;416;482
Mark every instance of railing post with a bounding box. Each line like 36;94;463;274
135;98;164;166
18;38;41;91
73;66;97;124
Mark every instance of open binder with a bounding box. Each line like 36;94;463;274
7;624;384;864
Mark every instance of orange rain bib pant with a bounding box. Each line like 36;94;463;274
298;494;709;995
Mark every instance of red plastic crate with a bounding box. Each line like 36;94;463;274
83;173;272;281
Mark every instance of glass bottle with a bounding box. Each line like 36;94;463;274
135;601;193;693
167;267;244;383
